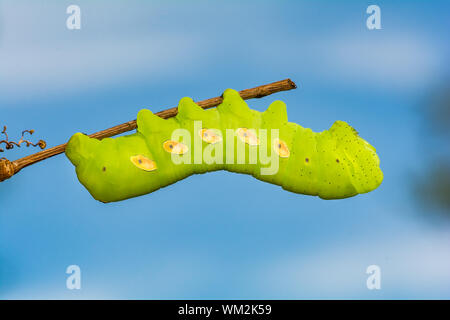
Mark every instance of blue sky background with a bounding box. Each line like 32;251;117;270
0;0;449;299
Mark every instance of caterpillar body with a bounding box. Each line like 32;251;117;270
65;89;383;203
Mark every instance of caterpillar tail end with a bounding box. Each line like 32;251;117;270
326;121;383;199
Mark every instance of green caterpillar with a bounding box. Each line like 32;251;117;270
65;89;383;203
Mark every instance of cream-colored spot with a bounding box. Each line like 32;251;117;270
199;128;222;144
163;140;189;154
130;155;157;171
273;138;290;158
236;128;259;146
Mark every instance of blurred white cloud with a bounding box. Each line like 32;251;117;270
1;1;444;103
0;251;218;299
251;31;444;93
0;1;206;102
317;33;443;91
259;229;450;298
0;34;203;95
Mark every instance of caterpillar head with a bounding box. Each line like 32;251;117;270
65;132;158;203
65;133;99;167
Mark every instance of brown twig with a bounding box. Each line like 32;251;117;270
0;79;297;182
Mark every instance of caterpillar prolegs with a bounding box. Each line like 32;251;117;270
65;89;383;203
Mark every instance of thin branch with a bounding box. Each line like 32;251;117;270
0;79;297;182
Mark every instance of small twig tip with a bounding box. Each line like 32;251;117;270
287;78;297;89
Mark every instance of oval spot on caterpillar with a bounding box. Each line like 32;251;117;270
236;128;259;146
199;129;222;144
130;155;157;172
163;140;189;155
273;138;290;158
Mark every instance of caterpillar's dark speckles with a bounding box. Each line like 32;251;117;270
305;158;309;163
336;159;340;163
102;167;106;172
